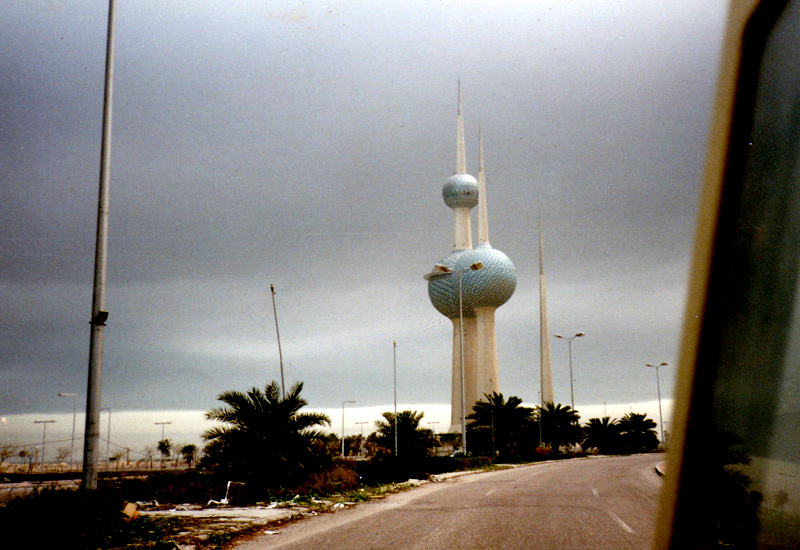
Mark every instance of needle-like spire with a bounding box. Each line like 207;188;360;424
477;127;490;246
539;213;554;405
456;78;467;174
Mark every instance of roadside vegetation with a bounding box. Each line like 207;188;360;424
1;381;665;549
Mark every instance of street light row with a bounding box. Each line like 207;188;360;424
36;395;174;467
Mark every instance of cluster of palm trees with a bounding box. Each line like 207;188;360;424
466;392;660;461
197;381;661;497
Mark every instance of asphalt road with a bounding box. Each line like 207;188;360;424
234;454;664;550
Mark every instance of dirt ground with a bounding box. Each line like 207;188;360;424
135;478;434;549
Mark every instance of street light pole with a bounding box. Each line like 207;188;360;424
341;400;355;458
646;362;668;443
356;421;368;457
426;261;483;455
58;393;78;470
33;420;55;468
270;284;285;399
155;421;171;442
155;421;171;469
82;0;117;493
555;332;584;409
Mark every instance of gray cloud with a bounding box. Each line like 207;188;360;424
2;1;727;427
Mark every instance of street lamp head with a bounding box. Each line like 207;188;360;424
424;264;453;280
575;332;585;338
58;392;78;398
469;262;483;271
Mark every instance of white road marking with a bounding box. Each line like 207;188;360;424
484;489;495;496
608;511;635;534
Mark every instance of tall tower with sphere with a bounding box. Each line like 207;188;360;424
426;87;517;433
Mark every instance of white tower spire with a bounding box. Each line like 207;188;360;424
539;214;554;404
456;78;467;175
442;80;478;250
477;128;490;247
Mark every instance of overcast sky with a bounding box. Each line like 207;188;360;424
1;1;729;447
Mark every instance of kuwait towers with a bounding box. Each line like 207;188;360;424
425;87;517;432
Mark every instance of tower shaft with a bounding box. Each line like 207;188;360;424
475;307;500;400
453;208;473;250
449;316;478;431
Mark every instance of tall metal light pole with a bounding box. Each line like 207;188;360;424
555;332;584;409
155;421;171;441
393;340;398;457
269;284;285;398
341;400;355;458
356;421;368;457
83;0;117;492
425;261;483;455
58;393;78;470
33;420;55;467
155;421;171;468
646;362;668;443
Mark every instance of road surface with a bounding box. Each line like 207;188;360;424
234;453;664;550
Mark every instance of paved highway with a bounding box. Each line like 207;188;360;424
235;454;664;550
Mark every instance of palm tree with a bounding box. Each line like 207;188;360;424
180;444;198;467
202;380;331;490
374;410;436;460
537;402;582;450
617;412;659;453
582;417;621;454
466;392;535;460
157;439;172;468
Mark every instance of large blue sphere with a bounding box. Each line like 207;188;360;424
456;246;517;309
427;246;516;319
442;173;479;209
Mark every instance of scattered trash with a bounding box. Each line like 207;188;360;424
122;502;139;522
263;530;281;535
207;480;243;506
266;502;278;509
333;503;345;508
135;500;159;507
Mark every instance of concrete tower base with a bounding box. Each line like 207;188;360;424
475;307;500;402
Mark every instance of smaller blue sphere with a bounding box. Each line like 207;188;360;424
442;173;479;209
